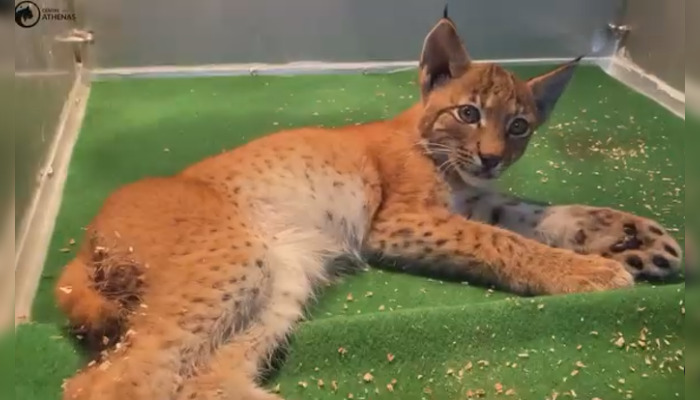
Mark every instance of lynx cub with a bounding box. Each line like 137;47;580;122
56;15;682;400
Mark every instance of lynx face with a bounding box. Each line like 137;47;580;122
416;17;581;184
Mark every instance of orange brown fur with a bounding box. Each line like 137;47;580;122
55;16;681;400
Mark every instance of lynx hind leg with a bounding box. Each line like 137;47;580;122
539;206;683;280
176;328;283;400
177;228;342;400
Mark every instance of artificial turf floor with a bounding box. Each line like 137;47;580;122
16;65;685;400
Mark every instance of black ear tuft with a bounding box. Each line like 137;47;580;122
443;4;449;19
526;56;582;122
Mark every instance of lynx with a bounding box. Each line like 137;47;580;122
56;14;682;400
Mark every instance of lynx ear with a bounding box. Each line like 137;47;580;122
527;56;582;122
419;16;471;99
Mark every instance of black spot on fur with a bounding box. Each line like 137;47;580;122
626;237;642;249
391;228;414;238
435;239;448;247
333;181;344;187
423;231;434;237
626;255;644;270
222;293;232;301
435;217;449;226
652;255;670;269
649;226;664;235
233;187;241;194
610;242;627;253
623;223;637;236
664;244;679;257
229;277;238;283
574;229;587;245
326;211;334;221
256;259;264;268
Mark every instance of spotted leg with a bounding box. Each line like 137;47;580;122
452;187;683;280
365;204;633;295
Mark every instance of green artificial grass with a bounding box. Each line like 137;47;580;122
15;65;685;399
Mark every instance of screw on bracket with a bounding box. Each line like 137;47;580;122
607;23;631;40
54;29;94;64
55;29;94;44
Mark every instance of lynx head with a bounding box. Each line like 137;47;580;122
417;15;580;184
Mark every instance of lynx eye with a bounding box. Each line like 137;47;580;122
456;105;481;124
507;117;530;137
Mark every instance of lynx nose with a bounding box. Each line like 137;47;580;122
479;154;502;170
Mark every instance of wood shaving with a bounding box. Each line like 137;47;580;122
614;336;626;348
58;286;73;294
494;383;503;394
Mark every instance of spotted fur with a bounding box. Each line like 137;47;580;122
56;16;681;400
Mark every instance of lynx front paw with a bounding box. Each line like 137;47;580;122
538;206;683;281
540;251;634;294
